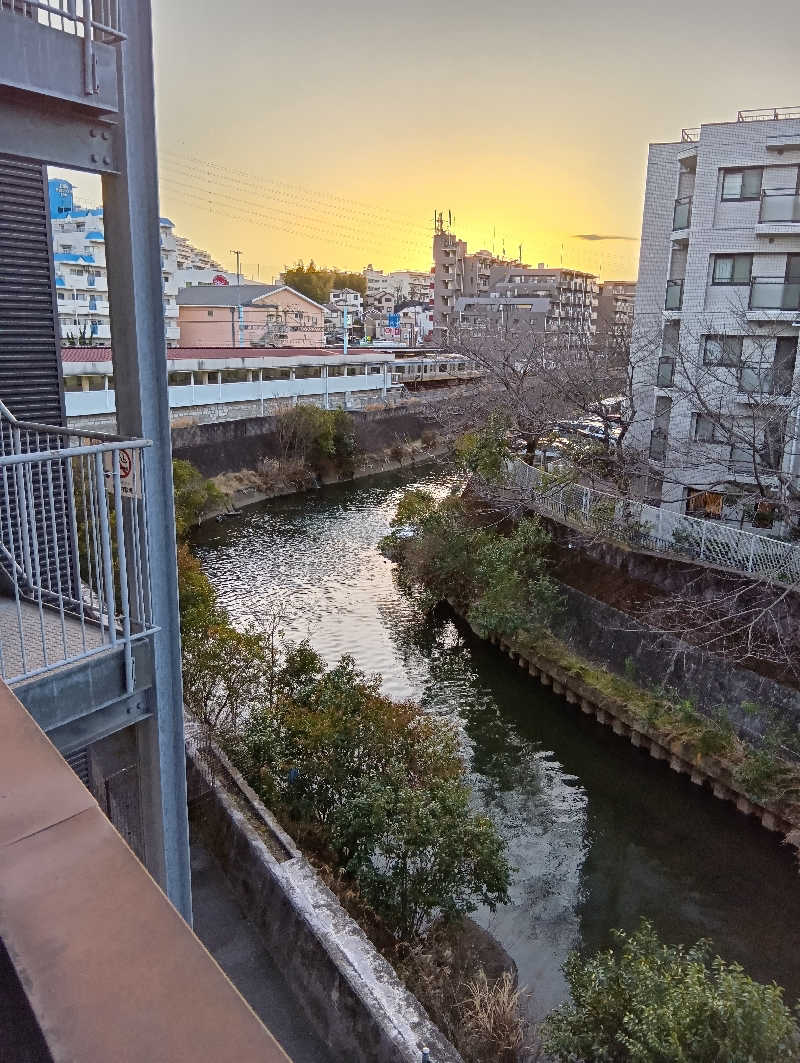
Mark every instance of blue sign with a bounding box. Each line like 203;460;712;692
388;313;400;328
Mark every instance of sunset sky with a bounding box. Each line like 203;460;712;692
63;0;799;282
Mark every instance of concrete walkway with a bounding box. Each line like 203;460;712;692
190;833;334;1063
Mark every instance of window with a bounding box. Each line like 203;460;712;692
59;243;73;253
63;375;83;392
760;420;786;470
786;253;800;284
368;365;383;375
327;365;346;377
702;335;743;366
656;356;675;387
86;375;107;391
294;366;322;379
773;336;798;394
721;168;763;201
712;254;752;285
738;366;772;394
261;367;290;381
346;365;363;376
221;369;249;383
168;372;192;386
694;415;727;443
207;310;214;317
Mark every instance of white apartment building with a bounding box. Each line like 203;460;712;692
363;265;433;309
49;179;180;346
174;234;222;272
630;108;800;530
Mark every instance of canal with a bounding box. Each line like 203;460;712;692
193;463;800;1019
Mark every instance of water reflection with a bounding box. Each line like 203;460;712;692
194;464;800;1019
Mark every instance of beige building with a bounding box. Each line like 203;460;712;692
432;227;502;338
177;283;326;348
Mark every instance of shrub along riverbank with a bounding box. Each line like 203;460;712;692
175;457;800;1061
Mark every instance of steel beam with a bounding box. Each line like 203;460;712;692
100;0;192;922
0;91;120;174
13;639;154;732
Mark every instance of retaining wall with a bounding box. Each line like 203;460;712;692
550;584;800;741
173;406;435;479
185;724;462;1063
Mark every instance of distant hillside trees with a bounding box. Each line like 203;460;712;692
282;260;366;304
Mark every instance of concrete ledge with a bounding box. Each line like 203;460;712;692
185;726;462;1063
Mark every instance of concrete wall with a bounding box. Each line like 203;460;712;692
550;581;800;742
172;406;435;479
185;729;462;1063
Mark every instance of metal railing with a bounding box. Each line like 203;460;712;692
749;277;800;311
738;106;800;122
759;188;800;224
0;0;124;96
0;401;153;686
0;0;123;41
680;127;700;142
506;457;800;586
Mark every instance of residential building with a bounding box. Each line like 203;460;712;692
596;280;636;354
630;108;800;529
49;179;180;346
327;286;364;328
432;227;492;337
175;233;223;272
363;264;433;309
177;283;326;348
454;262;599;346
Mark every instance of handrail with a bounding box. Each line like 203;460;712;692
505;457;800;586
738;106;800;122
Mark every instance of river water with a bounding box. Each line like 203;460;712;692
193;463;800;1019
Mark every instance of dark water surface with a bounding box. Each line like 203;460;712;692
194;464;800;1019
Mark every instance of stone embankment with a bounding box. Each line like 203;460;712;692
446;602;800;859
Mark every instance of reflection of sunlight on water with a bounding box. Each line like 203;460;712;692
195;463;800;1022
195;466;588;1018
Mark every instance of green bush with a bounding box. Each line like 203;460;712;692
172;459;224;537
541;920;800;1062
454;414;511;485
226;643;511;941
276;404;359;475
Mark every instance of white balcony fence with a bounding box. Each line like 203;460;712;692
506;457;800;586
0;401;154;686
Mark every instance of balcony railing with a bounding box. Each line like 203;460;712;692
759;188;800;223
749;277;800;311
672;195;693;230
506;457;800;585
665;278;684;310
680;127;700;142
0;401;153;687
738;106;800;122
0;0;123;42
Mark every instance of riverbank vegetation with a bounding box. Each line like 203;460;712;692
173;460;537;1060
541;921;800;1061
174;458;800;1061
386;487;800;810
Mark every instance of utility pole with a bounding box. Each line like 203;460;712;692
343;305;348;357
229;248;242;286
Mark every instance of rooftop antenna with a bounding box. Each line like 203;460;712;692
519;243;523;264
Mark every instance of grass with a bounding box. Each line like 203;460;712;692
513;629;800;807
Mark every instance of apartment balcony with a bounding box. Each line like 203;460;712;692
0;0;124;172
756;189;800;234
747;277;800;321
672;195;692;238
664;278;684;314
166;324;181;341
